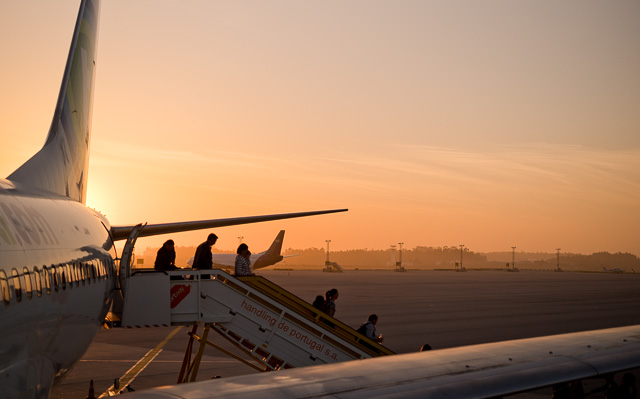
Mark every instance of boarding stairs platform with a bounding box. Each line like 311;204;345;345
119;269;393;380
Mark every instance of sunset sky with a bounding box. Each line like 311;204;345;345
1;1;639;257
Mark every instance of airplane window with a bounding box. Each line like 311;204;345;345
72;263;80;287
80;263;87;284
65;264;73;288
79;263;86;285
60;266;67;290
42;266;51;294
33;267;42;296
70;263;75;286
75;263;81;286
98;258;109;280
23;267;33;299
87;261;93;281
83;262;89;284
0;270;9;304
11;268;22;303
53;266;59;292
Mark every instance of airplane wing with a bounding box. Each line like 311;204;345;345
110;209;347;241
127;325;640;398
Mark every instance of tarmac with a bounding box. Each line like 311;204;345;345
50;270;640;398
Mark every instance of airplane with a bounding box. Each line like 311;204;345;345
185;230;292;270
0;1;345;397
1;1;639;399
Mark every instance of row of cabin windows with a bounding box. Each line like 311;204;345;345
0;258;115;305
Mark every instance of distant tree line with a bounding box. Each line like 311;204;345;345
136;245;640;272
281;246;485;269
534;252;640;272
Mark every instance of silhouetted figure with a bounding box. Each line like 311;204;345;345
588;374;617;397
193;233;218;278
570;380;585;399
234;243;254;276
154;239;178;271
552;382;572;399
552;381;584;399
606;375;623;399
357;314;383;343
312;295;325;311
620;373;637;399
323;288;339;317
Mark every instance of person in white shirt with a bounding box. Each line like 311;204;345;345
234;243;254;276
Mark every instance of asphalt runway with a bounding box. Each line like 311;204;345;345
50;270;640;398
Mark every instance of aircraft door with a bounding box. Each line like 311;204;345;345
118;223;146;298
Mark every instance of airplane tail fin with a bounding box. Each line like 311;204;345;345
8;0;100;204
265;230;285;257
253;230;286;270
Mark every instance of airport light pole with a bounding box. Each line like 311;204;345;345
397;242;404;271
325;240;331;268
390;245;396;266
511;246;516;270
556;248;561;271
459;244;464;270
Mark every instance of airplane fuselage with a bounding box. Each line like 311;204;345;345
0;178;117;397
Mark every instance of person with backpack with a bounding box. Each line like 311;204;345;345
357;314;383;343
312;295;325;311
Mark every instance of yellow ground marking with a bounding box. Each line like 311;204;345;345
99;326;183;397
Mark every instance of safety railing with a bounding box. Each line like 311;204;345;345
237;275;394;357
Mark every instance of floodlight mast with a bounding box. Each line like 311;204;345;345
325;240;332;265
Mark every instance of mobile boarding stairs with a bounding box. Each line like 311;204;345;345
118;268;393;382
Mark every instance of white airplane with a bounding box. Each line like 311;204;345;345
1;1;639;399
0;1;345;397
185;230;291;270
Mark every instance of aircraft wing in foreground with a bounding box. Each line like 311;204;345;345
128;325;640;398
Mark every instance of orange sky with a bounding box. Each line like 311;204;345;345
1;1;639;255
